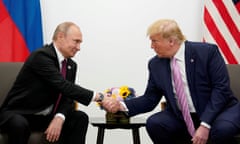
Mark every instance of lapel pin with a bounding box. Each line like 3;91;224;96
190;59;194;63
67;65;71;69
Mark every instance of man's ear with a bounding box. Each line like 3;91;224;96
168;38;174;46
169;37;177;46
57;32;65;39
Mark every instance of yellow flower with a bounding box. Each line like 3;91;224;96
97;86;136;109
111;94;117;99
104;89;111;94
119;86;130;99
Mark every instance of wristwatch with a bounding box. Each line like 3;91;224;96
97;93;104;102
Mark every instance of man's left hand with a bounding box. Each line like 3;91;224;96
45;116;64;142
192;125;209;144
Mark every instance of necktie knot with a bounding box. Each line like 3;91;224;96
172;57;177;66
62;59;66;65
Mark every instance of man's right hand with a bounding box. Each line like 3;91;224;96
101;96;121;113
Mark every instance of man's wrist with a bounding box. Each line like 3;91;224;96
55;113;65;121
201;122;211;129
96;93;104;102
119;101;128;111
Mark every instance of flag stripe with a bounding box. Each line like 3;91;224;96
213;0;240;48
203;24;229;63
204;7;238;64
203;0;240;64
0;0;43;62
0;0;29;61
3;0;43;52
224;1;240;25
206;0;240;57
235;2;240;13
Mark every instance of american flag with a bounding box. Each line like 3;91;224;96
203;0;240;64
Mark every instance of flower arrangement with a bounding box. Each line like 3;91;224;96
101;85;136;123
97;85;136;110
105;85;136;101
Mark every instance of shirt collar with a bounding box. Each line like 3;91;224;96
174;42;185;62
53;43;66;67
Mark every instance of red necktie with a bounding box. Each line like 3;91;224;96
53;59;67;113
172;57;195;137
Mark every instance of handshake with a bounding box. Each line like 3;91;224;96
95;93;126;113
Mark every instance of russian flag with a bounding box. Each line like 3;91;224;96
0;0;43;62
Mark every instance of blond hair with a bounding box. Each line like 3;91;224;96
147;19;186;44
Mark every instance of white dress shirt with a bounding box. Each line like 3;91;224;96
171;43;196;113
172;42;210;129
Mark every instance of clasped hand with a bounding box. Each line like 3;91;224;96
99;96;122;113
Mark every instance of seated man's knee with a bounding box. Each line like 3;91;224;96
146;114;166;136
4;114;31;143
210;120;238;142
75;111;89;124
69;111;89;128
8;114;29;132
146;114;179;143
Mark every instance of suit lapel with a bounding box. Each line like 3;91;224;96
184;41;198;109
66;59;76;82
47;43;61;71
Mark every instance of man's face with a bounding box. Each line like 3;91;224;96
59;26;82;58
150;34;175;58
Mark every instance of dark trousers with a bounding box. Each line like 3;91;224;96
145;110;239;144
1;110;88;144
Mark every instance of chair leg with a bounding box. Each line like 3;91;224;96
96;127;105;144
132;128;140;144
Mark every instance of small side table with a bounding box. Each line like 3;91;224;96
90;117;146;144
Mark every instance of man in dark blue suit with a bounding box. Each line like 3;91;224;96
103;19;240;144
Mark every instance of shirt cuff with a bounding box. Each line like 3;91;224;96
92;92;97;101
55;113;66;121
201;121;211;129
120;101;129;111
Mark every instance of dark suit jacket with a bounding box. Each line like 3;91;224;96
125;41;240;126
0;43;94;125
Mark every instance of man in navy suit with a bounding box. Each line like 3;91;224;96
103;19;240;144
0;22;114;144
